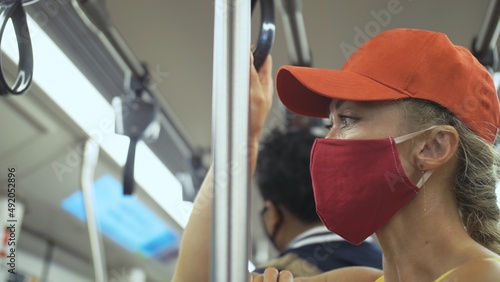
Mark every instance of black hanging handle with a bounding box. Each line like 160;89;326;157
251;0;275;71
113;93;159;196
123;138;137;195
0;0;33;96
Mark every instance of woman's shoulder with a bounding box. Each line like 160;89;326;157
443;257;500;282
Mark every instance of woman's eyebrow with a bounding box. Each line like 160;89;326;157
329;100;346;113
336;100;346;111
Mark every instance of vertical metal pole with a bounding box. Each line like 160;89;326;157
81;139;108;282
40;241;53;282
211;0;251;281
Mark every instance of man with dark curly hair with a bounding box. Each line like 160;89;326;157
253;129;383;277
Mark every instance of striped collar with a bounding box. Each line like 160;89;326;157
285;225;374;250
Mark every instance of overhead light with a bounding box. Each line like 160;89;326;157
1;16;186;226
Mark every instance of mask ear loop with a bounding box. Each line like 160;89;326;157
416;170;433;189
393;125;439;144
393;125;438;190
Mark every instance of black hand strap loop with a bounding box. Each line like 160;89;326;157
251;0;275;70
0;0;33;96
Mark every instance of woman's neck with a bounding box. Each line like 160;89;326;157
375;182;486;282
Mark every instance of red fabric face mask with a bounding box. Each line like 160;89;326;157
310;127;435;245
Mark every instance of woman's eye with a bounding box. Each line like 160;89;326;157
325;121;333;130
340;115;356;128
324;115;356;130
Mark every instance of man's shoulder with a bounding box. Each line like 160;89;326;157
256;253;323;277
287;239;382;269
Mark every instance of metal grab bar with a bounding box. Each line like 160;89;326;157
251;0;275;70
73;0;192;195
472;0;500;71
0;0;34;96
81;139;108;282
278;0;312;67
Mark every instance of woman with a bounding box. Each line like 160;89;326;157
173;28;500;282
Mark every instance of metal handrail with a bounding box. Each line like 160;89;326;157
278;0;312;67
472;0;500;71
81;139;108;282
72;0;196;153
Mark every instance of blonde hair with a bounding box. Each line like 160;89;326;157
401;99;500;254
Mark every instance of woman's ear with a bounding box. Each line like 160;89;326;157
415;125;459;170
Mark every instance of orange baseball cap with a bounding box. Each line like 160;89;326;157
276;28;500;144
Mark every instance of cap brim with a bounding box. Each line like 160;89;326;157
276;66;410;118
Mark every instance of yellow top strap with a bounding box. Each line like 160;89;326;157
374;258;500;282
433;268;457;282
435;257;500;282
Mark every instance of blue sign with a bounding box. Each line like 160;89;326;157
61;175;179;259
